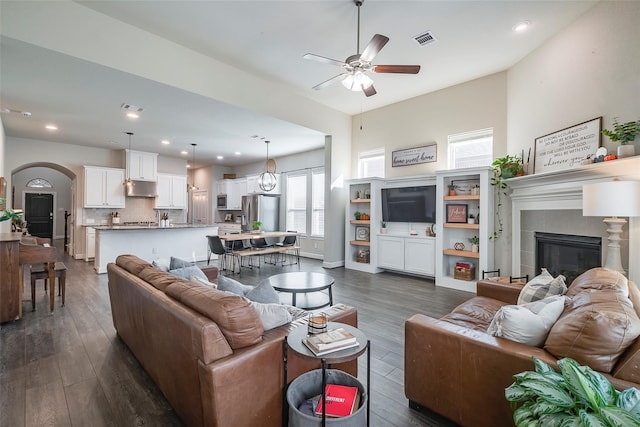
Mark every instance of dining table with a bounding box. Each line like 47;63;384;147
217;231;298;241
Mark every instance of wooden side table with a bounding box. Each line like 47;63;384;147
284;322;370;427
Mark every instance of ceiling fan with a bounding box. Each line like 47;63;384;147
304;0;420;97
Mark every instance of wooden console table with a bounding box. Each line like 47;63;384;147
0;233;22;322
0;233;57;322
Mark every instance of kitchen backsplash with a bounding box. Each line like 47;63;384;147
83;198;186;225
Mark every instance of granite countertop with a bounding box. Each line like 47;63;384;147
91;223;218;231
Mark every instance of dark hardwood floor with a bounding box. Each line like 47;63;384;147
1;241;472;426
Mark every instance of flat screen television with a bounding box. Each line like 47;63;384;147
381;185;436;223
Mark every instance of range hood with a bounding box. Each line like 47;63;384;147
126;180;158;198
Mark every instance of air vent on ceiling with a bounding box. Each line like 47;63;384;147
120;103;144;113
413;30;437;47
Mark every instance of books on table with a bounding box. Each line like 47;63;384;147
314;384;360;418
302;328;359;356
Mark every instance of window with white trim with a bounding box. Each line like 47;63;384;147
358;148;385;178
311;169;324;236
286;173;307;234
448;128;493;169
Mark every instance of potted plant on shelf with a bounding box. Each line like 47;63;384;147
251;220;262;233
448;183;458;196
354;211;361;220
380;220;388;234
490;154;522;240
602;117;640;158
505;356;640;427
468;214;475;224
468;235;479;252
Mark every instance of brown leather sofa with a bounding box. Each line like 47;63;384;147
107;255;357;427
405;268;640;427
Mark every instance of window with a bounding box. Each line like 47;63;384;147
311;169;325;236
358;148;385;178
285;167;325;237
286;173;307;234
26;178;52;188
448;128;493;169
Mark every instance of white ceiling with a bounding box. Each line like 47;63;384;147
0;0;597;167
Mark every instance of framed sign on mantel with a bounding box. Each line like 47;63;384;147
534;117;602;174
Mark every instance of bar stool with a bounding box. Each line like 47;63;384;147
30;262;67;311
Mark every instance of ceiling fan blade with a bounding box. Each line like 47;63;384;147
374;65;421;74
303;53;346;68
360;34;389;63
362;84;377;97
312;73;348;91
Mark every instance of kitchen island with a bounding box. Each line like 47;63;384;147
93;224;219;274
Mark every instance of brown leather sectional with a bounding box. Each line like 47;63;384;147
107;255;357;427
405;268;640;427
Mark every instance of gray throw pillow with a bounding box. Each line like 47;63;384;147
169;265;208;282
170;256;194;270
217;275;253;295
245;281;280;304
250;301;292;330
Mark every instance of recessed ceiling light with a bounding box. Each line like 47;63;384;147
45;124;58;131
180;150;188;155
512;21;530;32
161;140;170;145
126;112;139;119
217;155;224;160
235;152;241;156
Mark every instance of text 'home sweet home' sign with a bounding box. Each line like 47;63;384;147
534;117;602;174
392;144;437;167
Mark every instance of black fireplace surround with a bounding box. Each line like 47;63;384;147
535;232;602;285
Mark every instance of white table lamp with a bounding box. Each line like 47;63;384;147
582;180;640;275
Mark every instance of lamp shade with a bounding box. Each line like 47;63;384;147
582;180;640;217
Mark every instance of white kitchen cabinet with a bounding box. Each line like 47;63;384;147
126;150;158;181
377;235;436;277
217;180;230;195
85;227;95;261
156;174;187;209
84;166;125;208
227;179;245;210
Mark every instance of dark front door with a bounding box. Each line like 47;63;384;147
25;193;54;239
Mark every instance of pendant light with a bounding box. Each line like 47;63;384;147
190;143;198;191
124;132;134;187
258;140;277;192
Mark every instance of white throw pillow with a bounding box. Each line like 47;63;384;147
250;301;293;331
487;295;566;347
517;268;567;305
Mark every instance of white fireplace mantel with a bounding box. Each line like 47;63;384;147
508;156;640;284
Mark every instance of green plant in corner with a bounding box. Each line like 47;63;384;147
490;154;522;240
251;220;262;230
602;118;640;144
505;356;640;427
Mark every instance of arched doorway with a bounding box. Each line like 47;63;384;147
11;163;76;253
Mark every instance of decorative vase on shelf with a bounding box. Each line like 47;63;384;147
471;244;479;253
617;144;635;158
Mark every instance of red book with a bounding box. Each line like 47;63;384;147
314;384;359;418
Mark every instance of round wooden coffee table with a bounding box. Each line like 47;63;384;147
260;271;334;309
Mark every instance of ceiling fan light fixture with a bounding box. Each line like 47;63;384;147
342;71;373;91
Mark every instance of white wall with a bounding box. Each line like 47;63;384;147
351;72;508;178
507;1;640;157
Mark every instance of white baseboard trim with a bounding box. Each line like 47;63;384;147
322;260;345;269
299;251;323;260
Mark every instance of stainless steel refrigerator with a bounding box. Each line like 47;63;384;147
241;194;280;232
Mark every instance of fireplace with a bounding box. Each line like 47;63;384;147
535;232;601;285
